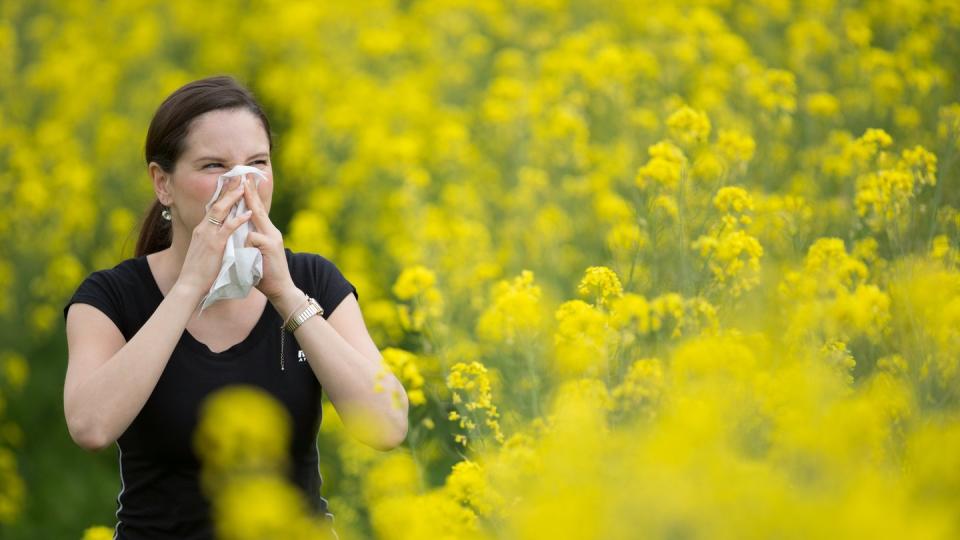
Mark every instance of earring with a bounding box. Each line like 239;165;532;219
161;207;172;221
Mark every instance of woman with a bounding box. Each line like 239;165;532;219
62;75;408;539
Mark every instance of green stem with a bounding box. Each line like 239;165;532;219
525;347;542;419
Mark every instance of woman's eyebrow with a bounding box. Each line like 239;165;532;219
194;152;269;163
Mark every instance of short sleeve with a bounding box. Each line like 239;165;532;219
285;249;359;319
63;270;128;338
314;255;358;319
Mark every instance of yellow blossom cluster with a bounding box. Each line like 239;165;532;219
716;129;756;165
392;265;445;333
552;300;614;379
610;357;665;418
476;270;544;346
693;187;765;296
852;130;939;233
376;348;427;407
79;526;113;540
191;386;338;540
193;386;293;488
635;141;687;191
666;106;712;146
575;265;624;308
0;351;26;525
781;238;892;350
447;362;505;447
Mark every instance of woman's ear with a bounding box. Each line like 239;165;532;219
149;162;173;206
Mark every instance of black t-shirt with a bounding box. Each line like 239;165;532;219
62;248;358;540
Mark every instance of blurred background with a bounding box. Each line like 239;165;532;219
1;0;959;538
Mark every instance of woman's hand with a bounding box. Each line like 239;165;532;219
241;176;297;302
174;178;254;300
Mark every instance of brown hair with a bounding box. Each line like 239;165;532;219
135;75;274;257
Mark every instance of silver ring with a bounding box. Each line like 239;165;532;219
207;216;224;226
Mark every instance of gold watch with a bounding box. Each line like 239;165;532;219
284;297;324;333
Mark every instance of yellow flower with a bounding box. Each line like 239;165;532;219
364;452;420;503
392;265;444;332
380;348;427;407
900;145;937;186
854;169;916;230
746;68;797;113
857;128;894;157
0;446;24;522
553;300;614;378
80;526;115;540
938;103;960;147
212;475;320;540
651;194;680;219
713;186;755;215
477;270;544;345
609;293;652;337
636;140;686;191
666;106;711;145
553;378;613;412
716;129;756;163
576;266;624;308
444;459;500;516
605;222;647;257
693;228;764;296
802;238;868;293
393;265;438;300
611;358;664;415
193;386;292;491
805;92;840;117
692;150;725;181
286;211;335;256
1;352;28;391
844;10;872;47
932;235;951;259
447;362;504;446
829;284;892;341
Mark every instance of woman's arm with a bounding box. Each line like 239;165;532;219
272;287;409;451
63;283;204;451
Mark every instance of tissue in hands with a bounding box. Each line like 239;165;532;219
198;165;269;313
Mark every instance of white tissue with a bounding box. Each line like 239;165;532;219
198;165;269;313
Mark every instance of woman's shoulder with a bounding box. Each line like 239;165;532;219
65;254;154;307
80;256;147;292
286;249;329;288
62;255;148;337
284;248;358;313
285;248;340;271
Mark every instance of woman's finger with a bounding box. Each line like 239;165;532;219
245;229;269;248
205;176;237;215
213;176;239;202
241;178;273;232
218;209;254;238
208;178;246;222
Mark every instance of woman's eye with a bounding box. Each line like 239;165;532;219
203;163;223;169
252;160;268;165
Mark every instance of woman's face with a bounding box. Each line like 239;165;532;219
153;107;273;231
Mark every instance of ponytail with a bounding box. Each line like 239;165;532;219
135;199;172;257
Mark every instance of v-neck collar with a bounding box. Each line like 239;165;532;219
135;254;275;358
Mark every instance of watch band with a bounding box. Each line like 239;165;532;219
284;297;324;333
